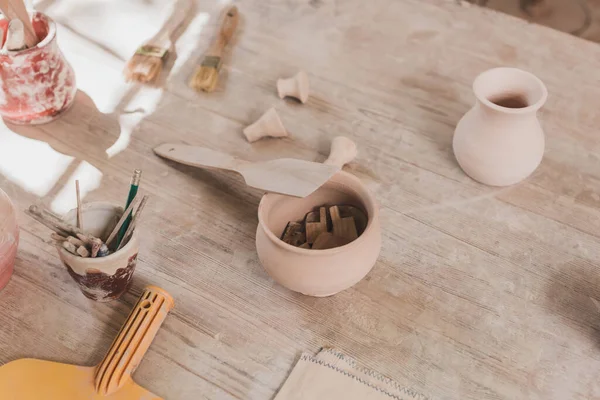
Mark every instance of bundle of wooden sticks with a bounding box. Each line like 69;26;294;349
26;179;149;258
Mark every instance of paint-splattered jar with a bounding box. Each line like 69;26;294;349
57;202;139;302
0;12;76;125
0;188;19;291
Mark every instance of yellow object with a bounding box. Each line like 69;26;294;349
0;286;174;399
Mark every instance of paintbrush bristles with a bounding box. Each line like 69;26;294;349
123;53;164;84
189;63;219;92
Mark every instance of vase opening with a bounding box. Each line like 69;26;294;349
473;67;547;113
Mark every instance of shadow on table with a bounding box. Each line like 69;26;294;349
545;262;600;348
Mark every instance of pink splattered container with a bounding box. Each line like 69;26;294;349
0;188;19;291
0;12;76;125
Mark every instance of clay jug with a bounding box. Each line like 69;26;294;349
453;67;548;186
0;188;18;290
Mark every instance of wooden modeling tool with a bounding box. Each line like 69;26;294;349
75;180;83;230
0;0;37;48
123;0;190;84
0;286;174;399
330;205;358;241
189;5;239;92
105;194;140;249
4;19;26;51
154;143;340;197
116;169;141;249
117;195;149;251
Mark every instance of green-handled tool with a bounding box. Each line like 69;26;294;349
116;169;141;249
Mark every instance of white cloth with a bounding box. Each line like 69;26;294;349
275;349;428;400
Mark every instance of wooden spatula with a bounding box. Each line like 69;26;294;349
154;143;340;197
0;286;173;400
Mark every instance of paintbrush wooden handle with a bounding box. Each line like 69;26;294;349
207;5;238;56
324;136;357;167
94;286;174;396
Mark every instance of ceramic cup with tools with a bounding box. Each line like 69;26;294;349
57;202;139;302
0;12;76;124
256;170;381;297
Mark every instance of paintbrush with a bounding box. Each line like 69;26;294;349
123;0;190;84
189;5;239;92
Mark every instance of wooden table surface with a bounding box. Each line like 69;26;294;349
2;0;600;398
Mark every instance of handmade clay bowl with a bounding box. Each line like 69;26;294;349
256;171;381;297
57;202;139;302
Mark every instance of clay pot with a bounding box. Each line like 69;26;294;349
453;67;548;186
0;188;18;291
0;12;76;125
256;171;381;297
57;202;139;302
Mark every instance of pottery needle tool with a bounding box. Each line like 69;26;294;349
105;193;140;249
0;0;38;48
189;5;239;92
116;169;141;249
123;0;190;84
75;180;83;230
117;194;149;251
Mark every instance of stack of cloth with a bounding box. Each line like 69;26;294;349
275;348;428;400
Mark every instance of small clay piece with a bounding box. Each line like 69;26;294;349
299;242;311;249
337;205;368;235
305;207;327;244
281;221;306;247
324;136;358;167
67;236;85;248
76;245;90;258
330;205;358;241
277;71;310;103
243;108;288;143
62;241;78;255
312;232;350;250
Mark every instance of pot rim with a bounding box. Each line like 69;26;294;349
257;170;379;255
58;201;139;264
473;67;548;114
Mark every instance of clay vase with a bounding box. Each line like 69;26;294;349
0;12;76;125
57;202;139;302
256;171;381;297
453;67;548;186
0;188;18;291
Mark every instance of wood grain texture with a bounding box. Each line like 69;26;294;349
1;0;600;399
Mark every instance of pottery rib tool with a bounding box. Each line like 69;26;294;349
154;143;340;198
116;169;141;249
0;286;174;399
123;0;190;84
189;5;239;92
0;0;37;48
